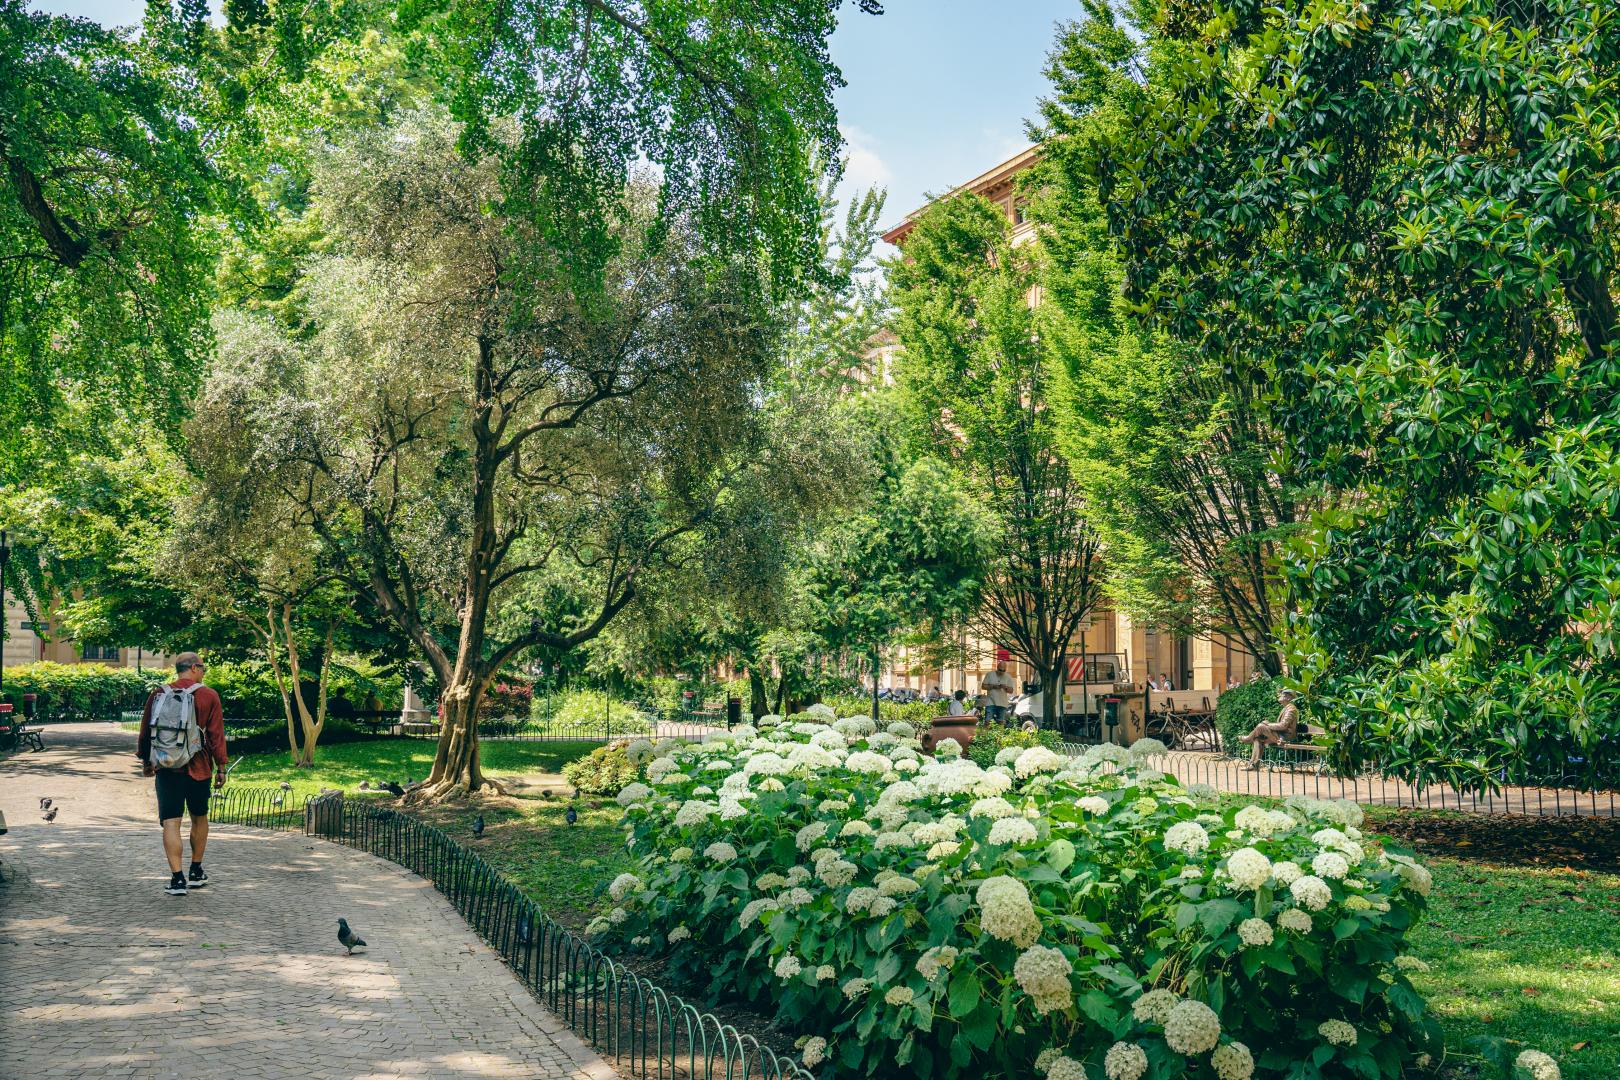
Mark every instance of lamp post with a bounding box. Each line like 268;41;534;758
0;530;10;696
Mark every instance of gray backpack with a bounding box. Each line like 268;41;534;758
148;684;204;770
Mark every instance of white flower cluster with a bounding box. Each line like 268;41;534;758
608;873;642;902
915;944;959;981
1012;944;1073;1013
1164;820;1210;855
1237;917;1274;948
1211;1041;1254;1080
976;875;1041;947
1317;1019;1357;1046
1163;999;1222;1054
1225;847;1272;890
988;817;1038;846
1102;1043;1147;1080
703;841;738;862
1515;1049;1561;1080
1289;874;1333;912
1131;988;1179;1024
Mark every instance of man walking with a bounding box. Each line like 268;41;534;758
137;653;227;895
980;659;1016;724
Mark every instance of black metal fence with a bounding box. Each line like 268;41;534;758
211;787;811;1080
409;701;731;744
1045;741;1619;817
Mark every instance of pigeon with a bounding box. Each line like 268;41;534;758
472;814;485;837
272;793;285;807
43;807;58;822
384;782;405;797
337;918;367;955
279;781;291;792
564;805;578;827
517;919;532;947
358;780;370;791
39;797;51;810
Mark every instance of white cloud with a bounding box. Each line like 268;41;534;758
837;123;894;199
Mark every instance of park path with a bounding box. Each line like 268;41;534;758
0;724;618;1080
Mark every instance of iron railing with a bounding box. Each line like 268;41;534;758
211;786;811;1080
407;702;730;745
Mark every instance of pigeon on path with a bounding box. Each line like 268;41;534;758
272;793;284;808
338;918;367;955
39;798;51;810
472;814;485;837
43;807;58;822
384;782;405;797
564;805;578;827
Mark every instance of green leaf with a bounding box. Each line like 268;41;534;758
947;968;982;1018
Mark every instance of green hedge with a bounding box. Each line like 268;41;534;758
962;723;1066;768
823;694;940;732
0;662;165;720
1214;676;1278;756
204;659;404;720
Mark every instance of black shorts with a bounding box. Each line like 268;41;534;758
155;770;211;821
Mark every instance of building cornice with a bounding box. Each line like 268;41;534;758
880;144;1042;247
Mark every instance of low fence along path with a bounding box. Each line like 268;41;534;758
0;725;616;1080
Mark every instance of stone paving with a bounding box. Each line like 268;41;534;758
0;725;618;1080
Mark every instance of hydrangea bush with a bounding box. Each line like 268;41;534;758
595;712;1456;1078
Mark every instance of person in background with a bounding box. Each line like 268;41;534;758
137;652;227;896
1240;687;1300;768
926;685;943;704
981;661;1017;723
947;689;967;716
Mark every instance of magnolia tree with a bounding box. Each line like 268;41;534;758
216;111;829;798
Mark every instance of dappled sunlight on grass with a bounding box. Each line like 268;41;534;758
229;738;598;798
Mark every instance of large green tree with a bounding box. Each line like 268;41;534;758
890;192;1105;729
1099;0;1620;789
1033;0;1299;676
220;112;836;798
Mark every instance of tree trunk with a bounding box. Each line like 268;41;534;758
411;672;495;801
1039;660;1062;731
748;668;768;720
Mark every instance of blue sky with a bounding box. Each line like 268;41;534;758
35;0;1078;249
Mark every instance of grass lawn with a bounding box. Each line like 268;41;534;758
228;738;599;798
1402;856;1619;1079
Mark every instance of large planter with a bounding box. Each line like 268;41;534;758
920;714;979;755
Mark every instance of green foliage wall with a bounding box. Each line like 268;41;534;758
0;662;165;719
1213;677;1278;758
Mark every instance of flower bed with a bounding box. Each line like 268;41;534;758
595;711;1558;1080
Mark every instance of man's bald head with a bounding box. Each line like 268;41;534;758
174;652;203;675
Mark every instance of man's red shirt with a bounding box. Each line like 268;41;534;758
136;676;228;781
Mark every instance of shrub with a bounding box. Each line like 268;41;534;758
963;724;1065;769
541;688;652;735
599;717;1447;1079
562;742;643;795
205;659;405;720
1215;677;1278;756
0;662;164;719
824;695;939;733
481;680;533;720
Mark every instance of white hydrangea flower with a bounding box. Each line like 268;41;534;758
608;873;642;901
1014;746;1064;777
1312;851;1350;880
756;777;786;792
1234;804;1283;835
840;819;875;838
894;758;920;774
1077;795;1110;816
842;977;872;1000
774;954;802;980
887;721;915;738
1083;742;1131;767
1130;988;1180;1024
845;887;879;915
1515;1049;1561;1080
994;747;1022;766
875;831;912;851
845;750;894;775
616;782;653;806
1211;1040;1255;1080
1163;999;1221;1054
703;841;738;862
935;737;963;759
785;865;811;886
718;797;749;821
743;752;790;776
1277;907;1313;933
1164;821;1210;855
786;744;840;771
1226;847;1273;890
816;858;857;888
974;769;1015;796
1237;918;1274;948
796;821;828;851
738;898;778;927
1013;944;1072;1014
669;846;693;863
988;817;1038;846
927;840;962;860
1312;827;1349;849
1186;782;1218;798
915;944;960;981
673;800;719;828
667;925;691;943
1392;857;1433;896
969;796;1016;820
1271;860;1303;886
884;985;915;1006
1290;874;1333;911
801;1036;828;1067
976;875;1041;947
1317;1019;1357;1046
815;964;836;982
1128;737;1168;759
879;778;921;805
1048;1057;1087;1080
646;757;679;782
778;887;814;908
879;875;921;897
608;907;628;924
1102;1042;1148;1080
1034;1048;1061;1073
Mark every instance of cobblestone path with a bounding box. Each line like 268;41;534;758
0;725;617;1080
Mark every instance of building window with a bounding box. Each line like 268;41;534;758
81;644;120;661
1013;200;1027;224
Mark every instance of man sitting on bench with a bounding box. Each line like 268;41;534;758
1239;686;1299;768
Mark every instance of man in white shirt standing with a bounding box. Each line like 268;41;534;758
980;661;1016;724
